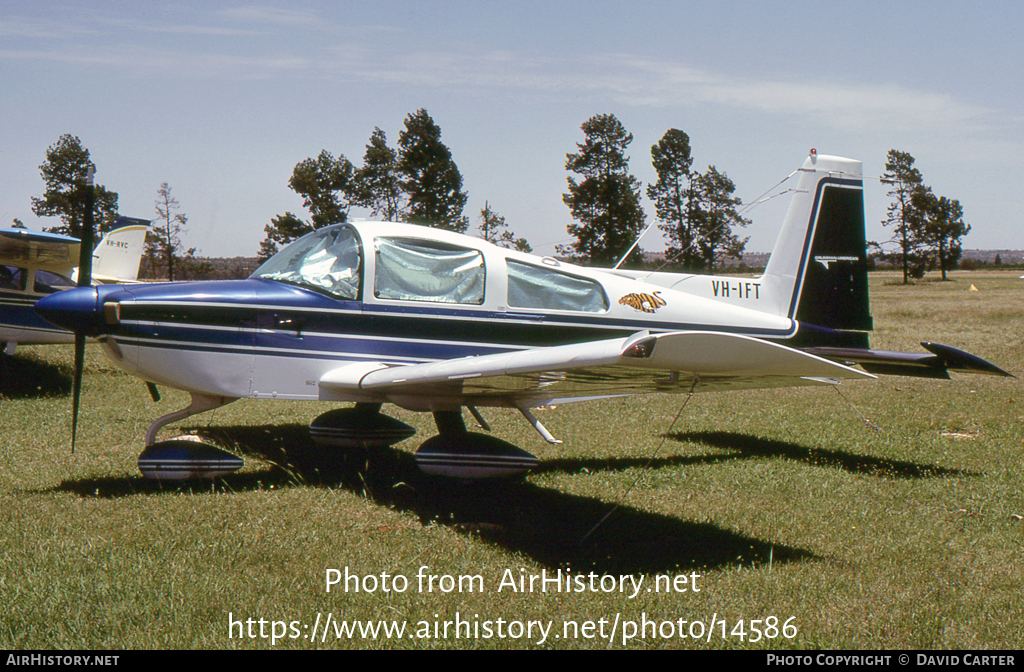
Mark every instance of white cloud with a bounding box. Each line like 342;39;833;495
306;46;1006;138
0;18;99;39
96;18;264;37
219;6;323;27
0;45;309;80
1;13;1011;142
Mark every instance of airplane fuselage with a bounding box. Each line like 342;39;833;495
85;250;798;405
35;155;878;414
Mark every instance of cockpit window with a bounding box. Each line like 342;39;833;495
251;225;361;300
0;265;28;292
33;270;75;294
507;259;608;312
374;237;485;305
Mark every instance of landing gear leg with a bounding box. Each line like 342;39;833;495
144;393;237;445
433;410;467;435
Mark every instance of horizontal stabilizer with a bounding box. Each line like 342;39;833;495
805;343;1013;379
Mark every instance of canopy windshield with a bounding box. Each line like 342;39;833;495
251;225;362;300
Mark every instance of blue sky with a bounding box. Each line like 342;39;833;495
1;1;1021;257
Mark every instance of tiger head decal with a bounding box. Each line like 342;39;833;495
618;291;666;313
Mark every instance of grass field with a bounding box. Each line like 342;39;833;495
1;271;1022;649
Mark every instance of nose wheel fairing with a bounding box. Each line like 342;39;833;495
138;435;243;480
135;394;243;481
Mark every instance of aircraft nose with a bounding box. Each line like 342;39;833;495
35;286;106;335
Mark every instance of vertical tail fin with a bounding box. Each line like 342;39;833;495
763;152;872;332
92;217;150;283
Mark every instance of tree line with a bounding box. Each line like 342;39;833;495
560;115;749;270
269;110;749;271
259;108;529;260
22;125;972;281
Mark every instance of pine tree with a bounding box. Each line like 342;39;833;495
31;134;119;237
258;213;310;262
147;182;194;281
352;128;403;221
259;150;355;260
912;186;970;280
690;166;749;272
647;129;698;269
397;109;468;232
477;202;531;252
559;113;646;266
880;149;925;283
288;150;355;228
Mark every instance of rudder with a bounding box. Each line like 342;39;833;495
793;179;872;331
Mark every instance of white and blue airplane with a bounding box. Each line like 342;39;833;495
35;152;1010;480
0;217;149;355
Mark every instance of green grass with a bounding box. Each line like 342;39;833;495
1;270;1022;649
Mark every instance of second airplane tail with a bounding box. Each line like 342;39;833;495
91;216;150;283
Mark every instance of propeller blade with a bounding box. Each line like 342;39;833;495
71;333;85;453
77;166;95;288
70;166;95;452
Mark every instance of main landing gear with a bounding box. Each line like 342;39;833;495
309;403;416;448
310;405;539;479
136;396;541;481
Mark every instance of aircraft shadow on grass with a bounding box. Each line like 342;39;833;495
0;353;72;399
664;431;977;479
47;423;815;575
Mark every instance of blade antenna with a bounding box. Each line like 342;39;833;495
580;378;698;544
71;166;96;453
612;219;658;270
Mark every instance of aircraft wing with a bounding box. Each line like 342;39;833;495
319;331;875;408
0;228;80;271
